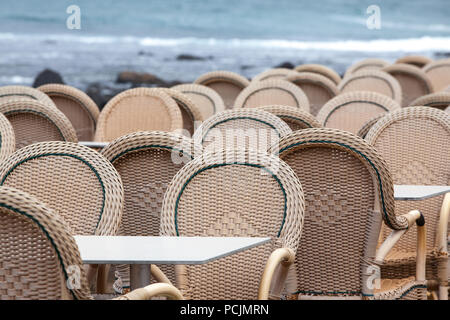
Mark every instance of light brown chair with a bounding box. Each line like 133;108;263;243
339;70;402;104
409;92;450;111
423;58;450;92
0;185;182;300
0;113;15;162
0;85;57;109
159;148;305;299
344;58;390;78
194;71;250;109
383;64;434;107
286;72;339;116
356;114;385;139
95;88;183;142
257;105;321;131
101;131;202;289
0;98;78;149
395;55;433;68
38;84;100;141
234;79;310;112
269;128;427;300
294;64;341;85
172;83;225;120
252;68;298;82
317;91;400;135
192;109;292;153
365;107;450;300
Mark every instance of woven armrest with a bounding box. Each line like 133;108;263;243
115;283;184;300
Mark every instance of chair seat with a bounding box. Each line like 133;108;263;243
372;277;427;300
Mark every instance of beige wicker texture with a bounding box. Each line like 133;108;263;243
423;58;450;92
172;83;225;120
37;84;100;141
356;114;385;139
192;109;292;152
365;107;450;287
444;85;450;93
294;64;341;85
160;148;305;299
409;92;450;111
194;71;250;109
395;55;433;68
344;58;390;78
269;128;426;299
0;113;15;162
101;131;202;288
0;98;78;150
0;141;124;236
286;72;339;116
317;91;400;135
339;70;402;104
257;105;321;131
0;85;57;109
95;88;183;142
252;68;299;82
234;79;310;112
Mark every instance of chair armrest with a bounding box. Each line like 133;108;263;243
150;265;173;285
437;193;450;254
258;247;295;300
114;283;184;300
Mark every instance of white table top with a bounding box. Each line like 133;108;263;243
78;141;109;148
74;236;270;264
394;185;450;201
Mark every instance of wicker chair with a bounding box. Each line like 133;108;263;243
37;84;100;141
339;70;402;104
194;71;250;109
192;109;292;153
269;128;427;300
423;58;450;92
257;105;321;131
344;58;390;78
317;91;400;135
0;113;15;162
365;107;450;300
0;98;77;149
159;148;304;299
95;88;183;142
294;64;341;85
101;131;202;289
172;83;225;120
252;68;298;82
286;72;339;116
356;114;385;139
0;185;182;300
409;92;450;111
0;85;57;109
395;55;433;68
383;64;434;107
234;79;310;112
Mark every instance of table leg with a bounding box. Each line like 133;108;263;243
130;264;151;290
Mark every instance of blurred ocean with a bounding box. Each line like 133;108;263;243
0;0;449;89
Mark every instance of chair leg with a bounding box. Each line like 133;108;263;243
97;264;110;294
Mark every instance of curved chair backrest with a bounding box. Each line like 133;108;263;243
0;141;124;236
294;64;341;85
193;109;292;152
172;83;225;120
0;85;56;109
160;148;304;299
339;70;402;104
95;88;183;142
194;71;250;109
0;98;78;150
38;84;100;141
286;72;339;116
365;107;450;253
344;58;390;78
0;113;15;162
269;128;404;299
395;55;432;68
317;91;400;134
356;114;385;139
0;186;91;300
383;64;434;107
257;105;321;131
234;79;310;112
162;88;204;136
423;58;450;92
409;92;450;110
252;68;298;82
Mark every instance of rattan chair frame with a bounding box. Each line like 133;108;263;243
395;55;433;68
423;58;450;92
0;113;15;162
0;85;57;109
252;68;299;82
344;58;390;78
409;92;450;110
294;64;341;85
257;105;321;131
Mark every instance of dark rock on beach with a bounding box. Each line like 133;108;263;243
176;54;213;61
116;71;168;86
85;82;127;110
434;52;450;58
32;69;64;87
273;61;295;69
138;50;154;56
